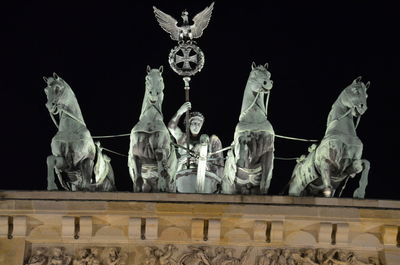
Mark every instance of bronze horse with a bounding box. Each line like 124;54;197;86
128;66;177;192
45;73;115;191
289;77;370;198
222;62;275;194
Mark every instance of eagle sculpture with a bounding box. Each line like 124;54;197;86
153;2;214;42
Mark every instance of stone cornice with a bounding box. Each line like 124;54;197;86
1;191;400;210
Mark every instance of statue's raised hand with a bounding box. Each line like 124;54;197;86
178;102;192;115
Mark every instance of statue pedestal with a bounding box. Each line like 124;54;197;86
1;191;399;264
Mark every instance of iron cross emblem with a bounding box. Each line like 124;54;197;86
169;42;204;76
175;47;198;70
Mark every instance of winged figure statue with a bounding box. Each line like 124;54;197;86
153;2;214;41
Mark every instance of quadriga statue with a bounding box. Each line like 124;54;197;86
44;73;116;191
289;77;370;198
128;66;177;192
222;62;275;194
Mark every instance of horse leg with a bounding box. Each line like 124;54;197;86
106;163;116;191
239;184;251;195
99;164;116;192
222;149;237;194
288;172;301;196
132;156;143;192
237;135;250;168
79;158;94;191
316;139;347;197
155;149;167;192
46;155;65;190
260;150;274;194
46;155;57;190
319;160;334;197
143;177;158;193
288;160;311;196
235;138;249;194
353;159;370;199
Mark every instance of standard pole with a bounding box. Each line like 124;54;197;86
183;77;191;169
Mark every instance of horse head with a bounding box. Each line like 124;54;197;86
249;62;273;93
340;76;370;118
43;72;70;115
145;65;164;105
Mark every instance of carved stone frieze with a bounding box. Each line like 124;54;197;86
25;246;128;265
136;245;382;265
140;244;178;265
22;244;385;265
73;247;127;265
26;246;72;265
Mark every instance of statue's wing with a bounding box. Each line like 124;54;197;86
153;6;180;41
191;2;214;39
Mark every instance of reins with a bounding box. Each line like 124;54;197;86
49;112;59;129
50;82;360;163
48;112;317;162
101;146;129;158
239;92;262;120
326;107;361;131
92;133;131;139
61;108;86;126
275;134;318;142
239;81;318;143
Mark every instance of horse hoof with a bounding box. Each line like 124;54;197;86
323;188;332;197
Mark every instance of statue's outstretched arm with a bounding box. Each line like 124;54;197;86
168;102;191;144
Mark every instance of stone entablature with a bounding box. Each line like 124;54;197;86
0;191;399;264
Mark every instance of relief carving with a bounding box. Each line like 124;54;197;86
140;245;254;265
256;249;299;265
73;247;127;265
73;248;95;265
103;248;128;265
322;249;380;265
25;245;381;265
141;244;178;265
255;248;381;265
26;247;48;265
25;246;127;265
46;247;72;265
137;245;382;265
220;247;253;265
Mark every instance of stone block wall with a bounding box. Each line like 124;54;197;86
0;191;399;264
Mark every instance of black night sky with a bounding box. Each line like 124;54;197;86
2;1;399;200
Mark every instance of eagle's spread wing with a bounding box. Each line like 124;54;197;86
153;6;180;41
191;2;214;39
